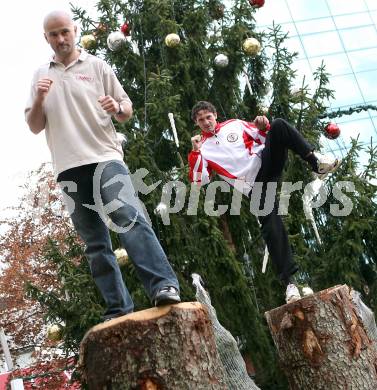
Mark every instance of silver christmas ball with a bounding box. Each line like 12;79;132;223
214;53;229;68
107;31;126;51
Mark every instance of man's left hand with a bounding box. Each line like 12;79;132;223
254;115;269;131
98;95;118;114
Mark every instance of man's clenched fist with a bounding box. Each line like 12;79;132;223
191;134;202;151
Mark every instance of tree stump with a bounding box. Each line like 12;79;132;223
79;302;226;389
265;285;377;389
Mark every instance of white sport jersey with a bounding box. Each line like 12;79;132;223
188;119;270;195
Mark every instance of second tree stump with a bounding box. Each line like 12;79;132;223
265;285;377;389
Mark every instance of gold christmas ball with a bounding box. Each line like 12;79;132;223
80;34;96;50
114;248;129;266
259;105;269;115
47;324;62;342
165;33;180;48
242;37;261;56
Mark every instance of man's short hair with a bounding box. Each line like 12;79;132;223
191;101;217;122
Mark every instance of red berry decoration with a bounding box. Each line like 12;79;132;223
249;0;265;8
121;22;131;37
324;122;340;139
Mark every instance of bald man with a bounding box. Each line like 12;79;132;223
25;11;180;321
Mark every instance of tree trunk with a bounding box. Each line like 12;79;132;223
79;302;226;389
265;285;377;389
219;214;236;253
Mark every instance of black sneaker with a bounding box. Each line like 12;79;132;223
154;286;181;307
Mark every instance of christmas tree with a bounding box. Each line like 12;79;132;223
2;0;377;388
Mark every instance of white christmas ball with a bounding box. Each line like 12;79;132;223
214;54;229;68
107;31;126;51
114;248;129;266
242;37;261;56
165;33;180;48
46;324;62;341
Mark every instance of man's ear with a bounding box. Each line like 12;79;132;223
44;33;49;43
214;112;217;119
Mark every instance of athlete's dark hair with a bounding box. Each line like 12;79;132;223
191;101;217;121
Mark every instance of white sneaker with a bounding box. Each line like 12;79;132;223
285;283;301;304
314;152;341;180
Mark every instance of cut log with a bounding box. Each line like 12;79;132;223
265;285;377;389
79;302;226;389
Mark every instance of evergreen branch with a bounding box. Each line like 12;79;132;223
318;104;377;120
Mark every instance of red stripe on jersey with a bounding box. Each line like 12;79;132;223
207;159;237;179
243;130;255;151
188;151;202;182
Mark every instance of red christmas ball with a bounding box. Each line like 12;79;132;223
249;0;265;8
121;22;131;36
324;122;340;139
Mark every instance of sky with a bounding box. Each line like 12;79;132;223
0;0;96;217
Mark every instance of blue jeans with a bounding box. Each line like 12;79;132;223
57;160;179;317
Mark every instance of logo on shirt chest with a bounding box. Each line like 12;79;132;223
227;133;239;142
75;73;95;82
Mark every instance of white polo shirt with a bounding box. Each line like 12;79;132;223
25;50;132;176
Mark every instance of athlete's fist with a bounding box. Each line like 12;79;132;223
254;115;269;131
191;134;202;151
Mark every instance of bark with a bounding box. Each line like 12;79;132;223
79;302;226;389
219;214;236;253
265;285;377;389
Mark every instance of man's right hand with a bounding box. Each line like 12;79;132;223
191;135;202;151
36;78;53;102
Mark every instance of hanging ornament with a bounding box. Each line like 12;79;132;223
80;34;96;50
209;1;225;19
114;248;129;266
107;31;127;51
165;33;180;48
243;37;261;56
121;22;131;37
214;54;229;68
259;105;269;115
324;122;340;139
249;0;265;8
46;324;62;342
